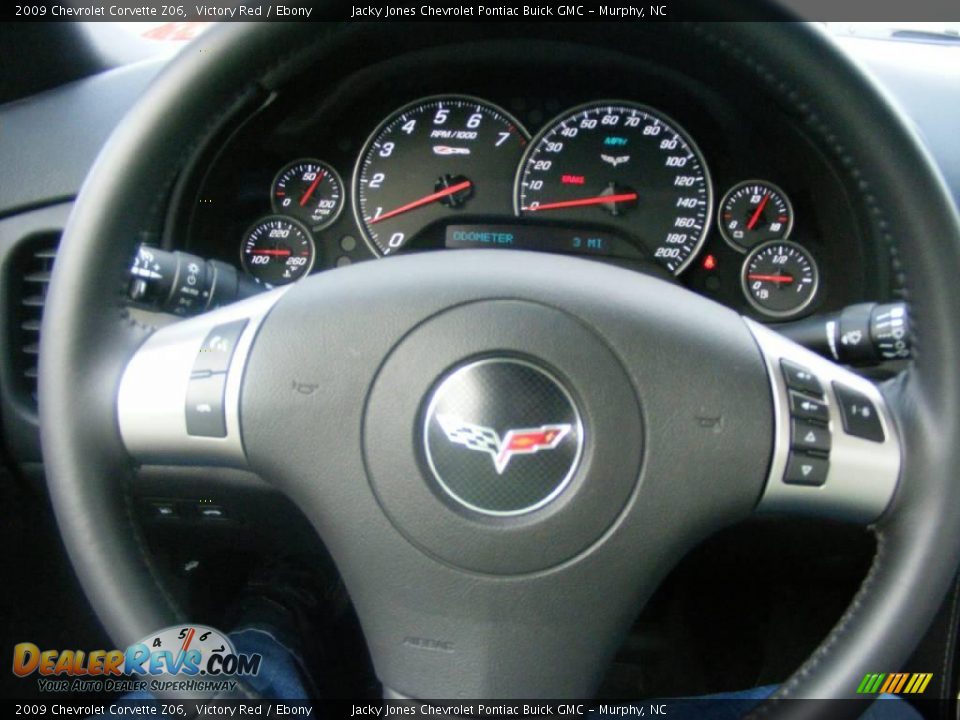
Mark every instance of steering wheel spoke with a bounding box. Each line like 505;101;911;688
746;319;901;524
117;289;288;469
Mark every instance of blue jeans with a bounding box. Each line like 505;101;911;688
103;628;924;719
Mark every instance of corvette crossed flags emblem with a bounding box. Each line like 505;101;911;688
436;414;573;475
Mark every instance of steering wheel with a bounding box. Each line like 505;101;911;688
39;17;960;715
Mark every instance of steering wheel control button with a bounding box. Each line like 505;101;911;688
833;382;886;442
423;358;583;517
746;319;901;522
783;453;829;487
185;373;228;438
192;319;248;376
788;391;829;424
790;419;832;455
780;359;824;397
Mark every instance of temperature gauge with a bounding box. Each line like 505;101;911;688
271;159;344;230
742;240;818;319
719;180;793;252
240;216;316;287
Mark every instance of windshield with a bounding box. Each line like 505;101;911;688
827;22;960;42
81;21;216;64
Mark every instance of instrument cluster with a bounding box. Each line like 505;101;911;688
180;53;878;323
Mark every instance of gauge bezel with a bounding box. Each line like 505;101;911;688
718;179;795;254
351;94;530;258
270;158;345;231
239;214;317;287
512;99;714;276
740;239;819;320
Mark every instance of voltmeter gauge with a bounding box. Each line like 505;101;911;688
741;240;818;319
719;180;793;252
240;216;316;287
271;159;344;230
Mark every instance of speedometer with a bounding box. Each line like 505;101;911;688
354;95;528;256
515;102;712;275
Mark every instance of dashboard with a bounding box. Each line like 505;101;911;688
4;26;952;470
175;39;895;325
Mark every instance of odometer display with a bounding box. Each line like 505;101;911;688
354;96;528;256
515;102;712;275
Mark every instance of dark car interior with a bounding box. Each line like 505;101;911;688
2;16;960;715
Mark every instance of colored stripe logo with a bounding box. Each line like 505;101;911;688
857;672;933;695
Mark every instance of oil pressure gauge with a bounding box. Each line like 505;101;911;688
742;240;819;319
719;180;793;252
271;159;344;230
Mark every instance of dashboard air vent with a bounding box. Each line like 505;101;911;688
9;235;58;407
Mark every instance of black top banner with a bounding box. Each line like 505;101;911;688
5;0;960;22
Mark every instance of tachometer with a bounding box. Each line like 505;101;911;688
354;95;528;256
515;101;712;275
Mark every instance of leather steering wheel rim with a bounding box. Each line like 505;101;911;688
39;18;960;714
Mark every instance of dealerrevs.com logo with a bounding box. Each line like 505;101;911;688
12;625;261;694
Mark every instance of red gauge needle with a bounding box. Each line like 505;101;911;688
369;180;473;225
299;171;325;207
251;249;291;256
748;273;794;283
524;192;638;213
746;193;770;230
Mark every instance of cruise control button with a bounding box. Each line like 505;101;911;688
780;360;824;397
789;391;829;424
791;419;832;454
784;453;829;486
833;382;885;443
185;373;228;438
191;319;248;376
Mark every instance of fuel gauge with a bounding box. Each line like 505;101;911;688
719;180;793;252
741;240;818;319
